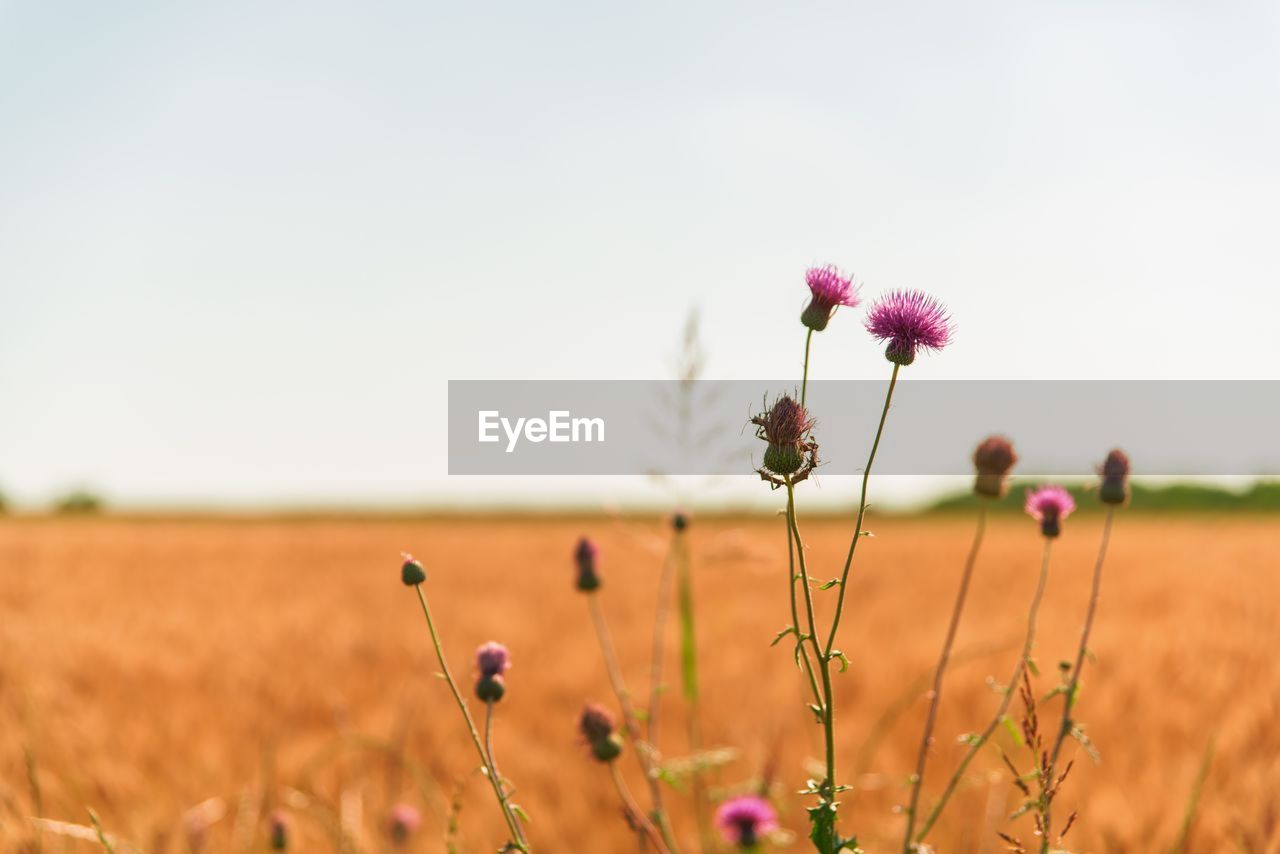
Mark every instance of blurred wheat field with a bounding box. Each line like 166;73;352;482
1;513;1277;852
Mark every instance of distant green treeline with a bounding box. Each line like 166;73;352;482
928;480;1280;513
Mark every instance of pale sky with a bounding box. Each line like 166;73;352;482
2;1;1278;510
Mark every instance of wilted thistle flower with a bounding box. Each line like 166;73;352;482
267;810;289;851
800;264;861;331
864;289;954;365
578;702;622;763
751;394;819;486
1099;448;1131;506
574;537;600;592
714;795;779;848
1025;485;1076;538
400;552;426;586
973;435;1018;499
475;641;510;702
386;803;422;845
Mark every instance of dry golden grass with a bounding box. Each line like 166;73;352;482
1;513;1277;852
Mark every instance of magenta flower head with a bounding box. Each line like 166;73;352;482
864;289;954;365
1098;448;1131;506
1025;485;1076;538
800;264;860;331
386;803;422;845
574;537;600;592
475;641;510;702
714;795;779;848
578;702;622;762
751;393;819;486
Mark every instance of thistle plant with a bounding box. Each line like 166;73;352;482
901;436;1017;850
1040;449;1129;850
913;485;1073;845
760;271;954;853
574;538;679;851
714;795;780;851
579;702;672;853
399;554;529;851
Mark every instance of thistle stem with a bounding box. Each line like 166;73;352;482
914;539;1054;844
1042;507;1115;849
484;700;527;848
800;328;815;407
785;480;838;805
609;759;673;854
902;503;988;850
588;593;679;852
412;586;528;851
824;363;900;656
786;509;825;710
646;539;679;754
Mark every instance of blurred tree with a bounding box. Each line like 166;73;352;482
54;490;105;515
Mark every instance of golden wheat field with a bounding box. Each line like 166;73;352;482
0;512;1276;853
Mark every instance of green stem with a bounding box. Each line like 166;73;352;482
786;507;825;710
413;586;528;851
588;593;679;852
609;760;673;854
824;363;900;656
785;480;837;803
1042;507;1115;848
801;328;815;407
914;539;1054;844
902;504;988;850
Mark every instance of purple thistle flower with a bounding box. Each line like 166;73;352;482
1025;485;1076;538
386;803;422;845
475;641;510;678
864;289;954;365
973;435;1018;499
801;264;860;331
714;795;779;848
578;702;622;762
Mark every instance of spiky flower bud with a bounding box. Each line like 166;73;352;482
800;265;860;331
1025;485;1076;538
400;553;426;586
751;394;819;484
865;290;954;366
578;703;622;763
714;795;779;848
672;511;689;532
1099;448;1130;506
972;435;1018;499
574;537;600;592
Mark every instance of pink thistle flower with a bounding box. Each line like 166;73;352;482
386;803;422;845
714;795;779;848
476;641;510;678
864;289;954;365
801;264;860;331
475;641;510;702
1025;485;1076;538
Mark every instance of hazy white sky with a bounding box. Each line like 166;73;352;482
2;1;1278;509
